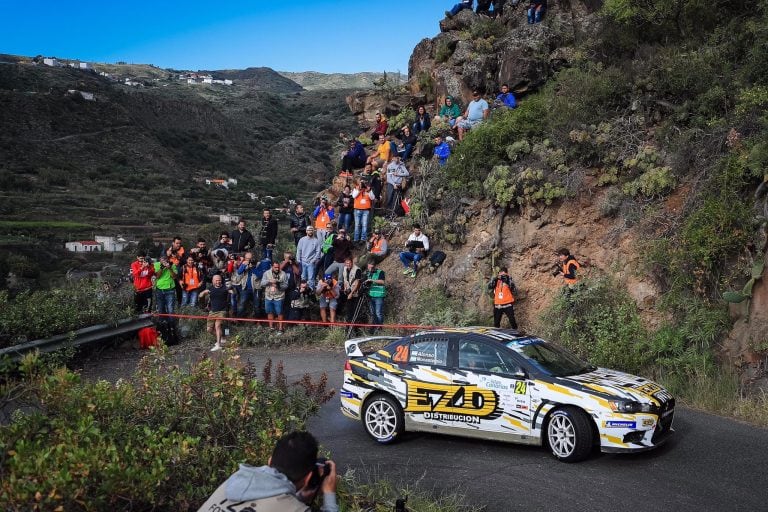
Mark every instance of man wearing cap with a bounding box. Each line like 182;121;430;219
296;226;322;289
399;224;430;278
316;273;340;323
357;229;388;268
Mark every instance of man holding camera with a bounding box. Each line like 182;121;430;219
552;247;581;287
316;273;340;324
130;251;155;314
313;197;335;242
197;430;338;512
339;257;362;324
235;251;271;319
488;267;518;329
323;228;354;279
153;255;178;317
399;224;430;278
261;260;289;333
352;180;375;243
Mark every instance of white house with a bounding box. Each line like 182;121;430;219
65;241;101;252
43;58;61;67
224;79;233;85
95;235;129;252
79;62;92;70
67;90;95;101
203;77;213;84
219;214;240;224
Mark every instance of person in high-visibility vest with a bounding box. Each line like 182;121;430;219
553;247;581;286
364;260;386;332
487;267;518;329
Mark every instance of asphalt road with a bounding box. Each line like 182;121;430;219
79;346;768;512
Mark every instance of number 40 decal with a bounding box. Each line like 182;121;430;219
514;381;527;394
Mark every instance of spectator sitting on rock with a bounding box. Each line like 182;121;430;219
366;135;392;171
261;260;289;333
230;219;255;254
290;203;310;246
457;90;490;141
370;112;388;142
336;185;354;233
340;138;366;178
527;0;546;23
313;196;335;242
399;223;430;278
397;125;418;161
260;209;278;261
494;83;517;109
324;227;354;279
477;0;505;16
316;273;340;323
438;96;462;128
446;0;473;18
412;105;431;134
357;228;388;268
352;180;376;243
385;156;410;211
296;226;322;288
434;134;452;166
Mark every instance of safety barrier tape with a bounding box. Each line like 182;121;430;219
152;312;443;331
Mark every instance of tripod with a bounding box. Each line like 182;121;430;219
346;292;371;338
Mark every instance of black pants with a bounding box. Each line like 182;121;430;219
493;304;517;329
134;289;153;314
342;154;366;172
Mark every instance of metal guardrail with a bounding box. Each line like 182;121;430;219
0;314;154;363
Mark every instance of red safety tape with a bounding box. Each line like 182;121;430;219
152;313;443;331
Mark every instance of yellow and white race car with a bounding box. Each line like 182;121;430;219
340;328;675;462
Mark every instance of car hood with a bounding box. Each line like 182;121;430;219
555;367;672;405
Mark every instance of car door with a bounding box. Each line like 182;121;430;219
452;337;531;439
399;335;456;428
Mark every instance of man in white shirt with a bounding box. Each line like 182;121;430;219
399;224;430;278
385;156;410;211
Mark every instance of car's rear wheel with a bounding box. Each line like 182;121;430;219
362;394;404;444
546;406;593;462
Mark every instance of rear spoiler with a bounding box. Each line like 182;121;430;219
344;336;402;357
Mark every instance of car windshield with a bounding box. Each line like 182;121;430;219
505;338;593;377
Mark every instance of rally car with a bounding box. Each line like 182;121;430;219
340;328;675;462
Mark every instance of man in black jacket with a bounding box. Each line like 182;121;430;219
230;219;255;254
260;208;278;261
290;203;310;246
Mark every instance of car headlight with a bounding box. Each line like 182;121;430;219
609;400;653;413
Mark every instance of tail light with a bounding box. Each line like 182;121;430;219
344;359;352;371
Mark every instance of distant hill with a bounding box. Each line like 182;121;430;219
208;67;304;93
278;70;407;90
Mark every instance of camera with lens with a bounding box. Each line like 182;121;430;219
550;263;561;277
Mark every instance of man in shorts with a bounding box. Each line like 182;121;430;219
198;274;234;352
315;273;340;324
261;260;289;333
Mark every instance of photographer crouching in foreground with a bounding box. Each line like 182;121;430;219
197;431;338;512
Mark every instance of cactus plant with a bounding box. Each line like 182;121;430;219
723;259;766;306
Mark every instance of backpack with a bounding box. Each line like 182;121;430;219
428;251;446;271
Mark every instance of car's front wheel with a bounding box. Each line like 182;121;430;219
546;406;593;462
362;394;404;444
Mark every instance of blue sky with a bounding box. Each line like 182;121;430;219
1;0;448;73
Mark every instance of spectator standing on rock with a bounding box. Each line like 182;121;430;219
340;138;366;177
230;219;255;255
130;251;155;313
336;185;354;233
290;203;311;246
316;273;340;324
260;209;278;261
197;431;338;512
446;0;474;17
180;255;204;307
399;224;430;278
488;267;518;329
527;0;546;23
320;222;337;275
154;255;179;318
364;260;386;331
397;125;418;161
339;257;362;324
494;83;517;109
262;260;289;333
296;226;322;289
553;247;580;287
457;90;490;141
198;274;235;353
438;96;462;128
412;105;432;134
352;181;375;244
370;112;388;142
313;197;335;242
236;251;271;319
385;156;410;211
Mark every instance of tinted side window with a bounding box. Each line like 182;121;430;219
409;338;449;366
458;339;521;375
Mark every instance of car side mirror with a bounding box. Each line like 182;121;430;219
512;368;527;379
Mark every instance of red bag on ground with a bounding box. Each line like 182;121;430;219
138;326;159;349
401;198;411;215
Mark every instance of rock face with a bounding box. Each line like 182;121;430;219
407;1;602;110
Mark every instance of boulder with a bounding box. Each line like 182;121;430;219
439;9;478;32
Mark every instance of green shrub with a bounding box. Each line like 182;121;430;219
622;166;676;197
484;166;566;207
0;350;334;510
435;39;455;63
469;19;506;40
405;288;480;328
388;106;415;134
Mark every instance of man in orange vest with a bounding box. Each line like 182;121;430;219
487;267;517;329
313;196;335;242
553;247;580;287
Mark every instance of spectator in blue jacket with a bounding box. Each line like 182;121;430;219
340;139;366;177
528;0;546;23
433;135;451;166
446;0;473;17
494;84;517;109
412;105;432;134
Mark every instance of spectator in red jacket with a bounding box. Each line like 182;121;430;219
130;251;155;313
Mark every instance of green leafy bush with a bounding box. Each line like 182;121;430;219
622;166;676;197
435;39;455;63
405;288;480;328
484;166;566;207
388;106;415;134
0;350;334;510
